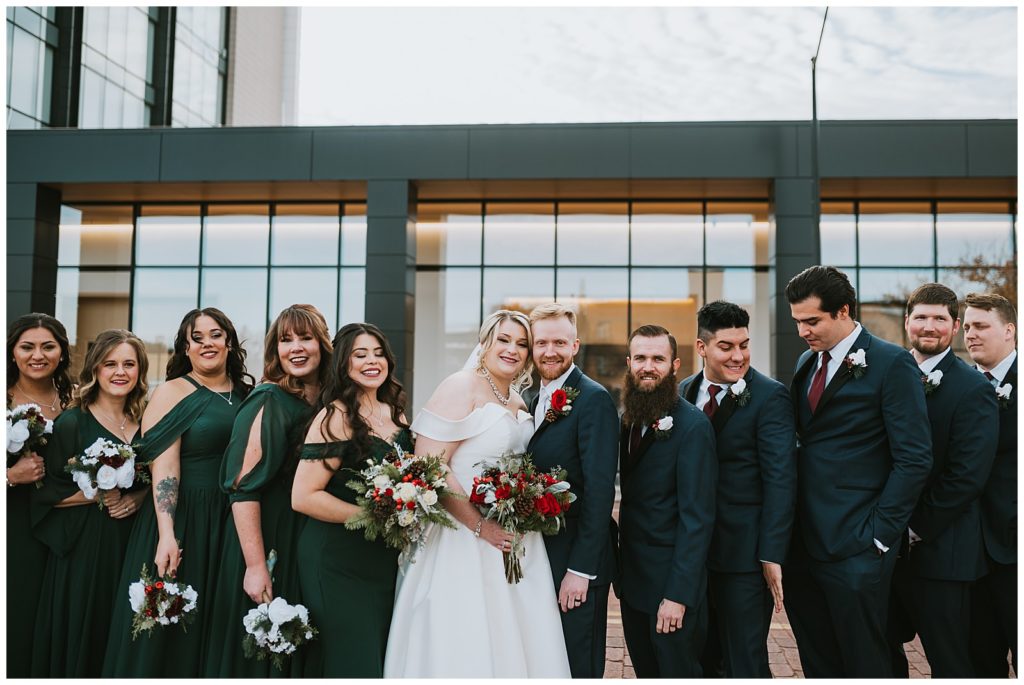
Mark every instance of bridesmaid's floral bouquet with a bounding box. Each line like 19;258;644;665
6;403;54;488
127;564;198;640
242;596;318;670
345;444;456;563
64;437;148;508
470;452;576;584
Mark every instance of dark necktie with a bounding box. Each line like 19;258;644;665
984;371;997;388
808;351;831;413
629;423;642;456
704;385;721;419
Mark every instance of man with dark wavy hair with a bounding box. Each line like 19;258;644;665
782;265;932;678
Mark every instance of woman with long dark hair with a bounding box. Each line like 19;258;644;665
30;329;149;676
6;313;74;677
103;308;254;677
292;323;412;677
204;304;332;677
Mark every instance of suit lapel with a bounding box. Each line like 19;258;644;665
790;352;816;417
709;368;752;434
527;366;583;450
628;424;658;470
681;372;702;405
811;328;873;419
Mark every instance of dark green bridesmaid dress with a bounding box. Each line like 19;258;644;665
6;401;52;678
203;383;313;677
296;429;413;678
102;376;242;677
29;407;141;676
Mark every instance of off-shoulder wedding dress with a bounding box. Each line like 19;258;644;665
383;402;571;678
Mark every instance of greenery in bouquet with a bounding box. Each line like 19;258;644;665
7;403;54;487
128;564;198;640
242;596;317;670
345;444;457;562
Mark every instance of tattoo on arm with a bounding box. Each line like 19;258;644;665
156;477;179;518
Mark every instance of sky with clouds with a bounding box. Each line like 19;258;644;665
296;6;1016;126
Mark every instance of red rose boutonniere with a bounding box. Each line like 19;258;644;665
544;386;580;423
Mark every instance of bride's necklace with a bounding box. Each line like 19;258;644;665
94;406;130;442
479;366;510;406
16;381;59;412
189;373;233;405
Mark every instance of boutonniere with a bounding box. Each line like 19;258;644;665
544;386;580;423
996;382;1013;408
729;377;752;407
651;416;673;440
922;369;943;395
845;348;868;379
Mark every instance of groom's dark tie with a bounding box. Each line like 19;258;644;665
808;350;831;413
629;423;642;456
984;371;997;387
704;385;721;419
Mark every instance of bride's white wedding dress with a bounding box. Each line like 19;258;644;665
383;402;572;678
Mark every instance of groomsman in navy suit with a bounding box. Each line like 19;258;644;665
527;303;619;679
679;301;796;678
886;284;998;677
618;325;717;677
963;292;1018;677
782;266;932;678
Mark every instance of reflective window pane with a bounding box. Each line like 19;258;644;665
557;202;628;265
413;268;482;412
269;268;337;334
272;205;339;266
59;205;133;267
203;206;269;265
557;268;628;395
339;267;366;326
936;208;1014;266
56;268;131;376
631;203;703;266
858;204;933;267
417;203;482;266
705;269;772;374
136;206;201;265
200;268;268;379
133;268;199;385
483;267;553;316
341;206;367;266
630;268;702;375
484;203;555;265
705;203;770;266
821;213;856;266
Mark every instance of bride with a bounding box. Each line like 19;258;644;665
383;310;572;678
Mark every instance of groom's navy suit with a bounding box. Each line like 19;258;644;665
618;397;717;678
528;366;619;679
971;354;1017;676
679;367;796;678
784;325;932;678
886;349;998;677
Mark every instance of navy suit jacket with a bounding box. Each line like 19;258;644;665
980;356;1017;565
789;326;932;562
528;367;620;586
618;398;717;614
680;367;797;572
907;351;998;581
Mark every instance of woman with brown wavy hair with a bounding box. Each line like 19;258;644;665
5;312;75;677
30;329;149;676
204;304;332;677
292;322;412;677
103;308;254;677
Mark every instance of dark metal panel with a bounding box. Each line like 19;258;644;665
7;131;163;183
469;125;630;178
820;122;967;177
313;128;469;180
159;129;314;181
630;124;793;178
966;121;1018;177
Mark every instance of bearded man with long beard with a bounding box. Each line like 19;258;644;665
617;324;717;678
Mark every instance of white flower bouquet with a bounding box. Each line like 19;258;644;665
6;403;54;488
128;564;198;640
64;437;148;508
345;444;456;564
242;596;318;670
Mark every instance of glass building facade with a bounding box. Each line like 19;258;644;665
6;6;57;128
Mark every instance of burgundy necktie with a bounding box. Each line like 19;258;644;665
629;423;642;456
808;351;831;414
704;385;721;419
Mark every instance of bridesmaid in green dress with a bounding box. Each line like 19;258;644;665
293;322;413;678
30;329;150;676
102;308;255;677
6;313;73;677
204;304;333;677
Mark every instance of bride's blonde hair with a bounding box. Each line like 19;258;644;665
476;309;534;392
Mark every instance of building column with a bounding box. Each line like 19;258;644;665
365;180;417;398
7;183;61;325
769;177;818;384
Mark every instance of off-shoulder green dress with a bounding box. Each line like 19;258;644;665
29;407;142;677
6;400;54;678
203;383;314;677
102;376;242;677
297;430;413;678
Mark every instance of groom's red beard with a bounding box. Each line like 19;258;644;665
621;370;679;428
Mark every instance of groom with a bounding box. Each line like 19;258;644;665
527;303;620;678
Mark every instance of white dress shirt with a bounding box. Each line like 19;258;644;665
979;349;1018;385
811;322;863;390
696;376;732;413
